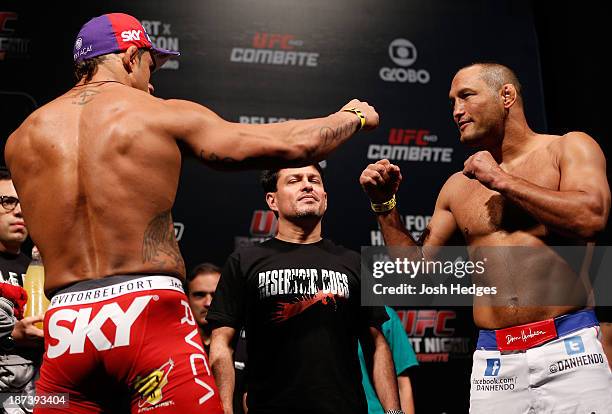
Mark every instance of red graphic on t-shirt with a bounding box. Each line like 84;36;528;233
272;290;337;323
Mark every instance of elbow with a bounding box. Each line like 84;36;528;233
572;202;609;239
576;216;607;239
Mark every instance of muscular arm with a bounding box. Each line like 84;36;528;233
360;160;458;251
378;186;457;248
467;133;610;240
210;326;237;414
161;99;377;170
361;326;401;412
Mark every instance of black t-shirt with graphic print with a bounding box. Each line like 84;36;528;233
0;251;29;288
207;238;388;414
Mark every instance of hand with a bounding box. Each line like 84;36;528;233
341;99;379;130
463;151;505;189
359;159;402;203
11;315;44;347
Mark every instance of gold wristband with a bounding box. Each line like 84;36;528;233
341;107;366;131
370;195;396;213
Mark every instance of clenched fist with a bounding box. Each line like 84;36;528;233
359;159;402;203
463;151;506;189
340;99;379;131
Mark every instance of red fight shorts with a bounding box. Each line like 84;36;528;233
35;275;223;414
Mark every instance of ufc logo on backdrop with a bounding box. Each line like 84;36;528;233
252;33;295;50
121;29;142;42
47;295;153;358
0;12;17;33
399;309;455;336
250;210;277;237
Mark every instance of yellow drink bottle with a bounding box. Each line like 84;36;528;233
23;246;50;329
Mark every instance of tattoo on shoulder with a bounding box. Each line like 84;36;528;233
142;210;185;271
71;88;100;105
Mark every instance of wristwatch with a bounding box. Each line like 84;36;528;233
384;410;405;414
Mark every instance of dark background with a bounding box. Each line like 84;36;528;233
1;1;609;412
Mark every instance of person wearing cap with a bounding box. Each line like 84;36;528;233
4;12;379;414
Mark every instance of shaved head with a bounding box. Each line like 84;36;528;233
460;62;523;103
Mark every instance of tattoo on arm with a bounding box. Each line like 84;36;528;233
319;121;357;148
197;119;354;168
142;210;185;271
71;88;100;105
199;150;266;169
199;150;238;164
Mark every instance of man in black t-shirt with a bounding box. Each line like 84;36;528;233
0;168;44;414
208;164;402;414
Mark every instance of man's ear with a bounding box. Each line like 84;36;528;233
122;46;139;73
501;84;517;109
265;192;278;213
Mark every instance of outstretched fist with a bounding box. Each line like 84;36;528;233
340;99;379;131
359;159;402;203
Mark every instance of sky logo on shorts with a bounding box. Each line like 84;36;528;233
47;295;153;358
484;358;501;376
564;336;585;355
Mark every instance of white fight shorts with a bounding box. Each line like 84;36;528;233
470;309;612;413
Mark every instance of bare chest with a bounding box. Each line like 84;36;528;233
451;151;560;240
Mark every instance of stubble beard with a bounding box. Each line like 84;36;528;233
292;202;324;220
